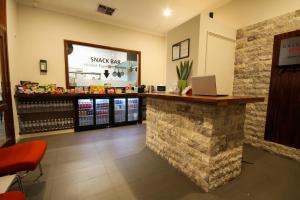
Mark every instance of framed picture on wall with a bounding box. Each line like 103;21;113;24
172;43;180;60
180;39;190;58
278;36;300;66
172;38;190;61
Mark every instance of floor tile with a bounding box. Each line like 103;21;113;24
19;124;300;200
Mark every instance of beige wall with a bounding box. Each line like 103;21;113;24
165;13;236;93
17;5;166;87
197;14;236;75
7;1;300;140
166;15;200;87
8;4;166;139
197;14;236;94
165;0;300;91
213;0;300;29
6;0;19;140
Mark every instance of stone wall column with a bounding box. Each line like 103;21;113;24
146;98;246;191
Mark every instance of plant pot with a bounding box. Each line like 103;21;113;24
178;80;188;94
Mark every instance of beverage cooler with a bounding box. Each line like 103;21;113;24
113;98;126;124
75;95;141;132
76;98;94;130
128;98;139;121
95;99;110;125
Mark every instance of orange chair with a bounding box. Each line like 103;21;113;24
0;192;26;200
0;140;47;190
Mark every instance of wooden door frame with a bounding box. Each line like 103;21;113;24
0;0;15;147
0;0;6;28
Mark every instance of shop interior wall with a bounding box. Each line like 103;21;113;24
232;10;300;161
166;13;236;94
165;0;300;94
197;13;236;95
7;0;300;141
212;0;300;29
213;0;300;160
166;15;200;88
16;5;166;87
7;3;166;139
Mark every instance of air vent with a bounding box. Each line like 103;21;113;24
97;4;116;16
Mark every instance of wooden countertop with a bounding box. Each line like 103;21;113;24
140;93;264;105
14;93;265;105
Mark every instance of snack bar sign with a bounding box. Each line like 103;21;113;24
278;36;300;66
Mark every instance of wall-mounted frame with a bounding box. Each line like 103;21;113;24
172;38;190;61
277;35;300;72
39;60;47;72
64;40;141;88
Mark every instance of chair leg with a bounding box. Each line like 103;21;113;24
16;175;24;192
39;163;43;176
34;163;43;182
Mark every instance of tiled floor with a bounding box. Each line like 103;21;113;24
14;124;300;200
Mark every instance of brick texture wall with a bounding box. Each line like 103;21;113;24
233;10;300;161
146;98;246;191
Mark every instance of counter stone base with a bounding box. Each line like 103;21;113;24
146;98;246;192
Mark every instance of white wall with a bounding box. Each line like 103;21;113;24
200;0;300;93
205;33;236;94
6;0;19;140
8;0;300;139
197;14;236;94
166;15;200;87
165;12;236;94
212;0;300;29
9;4;166;139
17;5;166;87
165;0;300;92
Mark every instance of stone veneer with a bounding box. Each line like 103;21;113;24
233;9;300;161
146;98;246;192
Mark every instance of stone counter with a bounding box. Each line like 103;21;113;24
143;94;264;192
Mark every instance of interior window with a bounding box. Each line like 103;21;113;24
65;41;140;88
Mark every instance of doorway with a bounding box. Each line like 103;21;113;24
205;32;236;95
265;30;300;149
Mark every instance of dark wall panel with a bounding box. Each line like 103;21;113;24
265;30;300;149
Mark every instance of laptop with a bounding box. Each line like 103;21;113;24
191;75;228;96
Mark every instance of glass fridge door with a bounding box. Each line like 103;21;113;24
95;99;110;125
114;98;126;123
78;99;94;126
128;98;139;121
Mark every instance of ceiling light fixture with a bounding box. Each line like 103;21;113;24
32;0;39;7
97;4;116;16
163;8;172;17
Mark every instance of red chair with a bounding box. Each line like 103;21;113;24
0;140;47;191
0;192;26;200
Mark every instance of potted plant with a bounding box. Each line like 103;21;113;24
176;60;193;94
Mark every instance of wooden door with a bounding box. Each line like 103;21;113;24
0;0;5;28
265;30;300;149
0;0;15;146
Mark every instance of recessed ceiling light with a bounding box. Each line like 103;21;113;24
163;8;172;17
33;0;39;7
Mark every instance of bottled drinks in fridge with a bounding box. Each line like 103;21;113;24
114;98;126;123
95;99;110;125
128;98;139;121
78;99;94;126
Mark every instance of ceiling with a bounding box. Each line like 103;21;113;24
17;0;232;36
